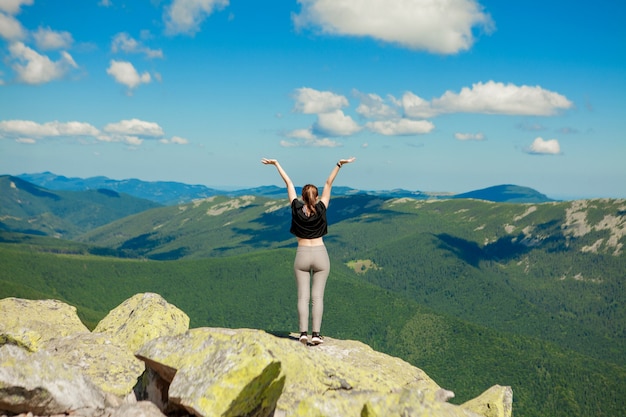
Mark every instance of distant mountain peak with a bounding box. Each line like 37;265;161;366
452;184;553;203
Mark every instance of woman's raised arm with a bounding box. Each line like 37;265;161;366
261;158;297;202
320;157;356;207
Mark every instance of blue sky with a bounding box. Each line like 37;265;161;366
0;0;624;199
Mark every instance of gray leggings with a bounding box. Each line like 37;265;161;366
294;245;330;333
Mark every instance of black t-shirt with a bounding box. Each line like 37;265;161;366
290;199;328;239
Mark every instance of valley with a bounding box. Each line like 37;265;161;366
1;175;625;417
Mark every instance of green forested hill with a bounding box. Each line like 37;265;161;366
329;198;626;366
0;243;624;417
0;175;161;238
76;195;626;363
1;194;625;417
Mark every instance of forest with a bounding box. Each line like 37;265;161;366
1;189;625;417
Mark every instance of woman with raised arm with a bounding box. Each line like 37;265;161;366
261;157;356;345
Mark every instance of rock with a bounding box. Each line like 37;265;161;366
136;328;285;417
460;384;513;417
42;332;145;398
93;293;190;353
108;401;167;417
135;328;451;417
360;388;484;417
0;344;106;415
0;294;513;417
0;298;89;352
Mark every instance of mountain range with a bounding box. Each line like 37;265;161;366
1;172;624;417
16;172;553;205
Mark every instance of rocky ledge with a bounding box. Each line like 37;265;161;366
0;293;512;417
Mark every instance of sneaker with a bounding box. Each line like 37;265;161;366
311;333;324;345
299;332;308;345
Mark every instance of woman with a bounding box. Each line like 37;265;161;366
262;157;356;345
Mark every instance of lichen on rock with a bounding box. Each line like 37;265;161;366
43;332;145;397
0;294;513;417
0;298;89;352
136;328;285;417
135;327;478;417
0;344;106;415
93;292;190;353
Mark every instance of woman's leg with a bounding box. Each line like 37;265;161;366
294;247;312;333
310;246;330;333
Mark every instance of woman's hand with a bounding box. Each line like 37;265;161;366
338;157;356;166
261;158;278;165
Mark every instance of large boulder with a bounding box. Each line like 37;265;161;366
136;328;285;417
135;328;468;417
0;293;190;410
0;298;89;352
0;344;106;415
93;292;190;353
43;332;145;398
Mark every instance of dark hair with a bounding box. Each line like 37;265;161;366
302;184;318;216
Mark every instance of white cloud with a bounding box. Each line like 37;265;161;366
0;12;26;40
292;0;494;54
366;118;434;136
526;137;561;155
171;136;189;144
0;0;33;14
293;87;349;114
0;120;100;140
98;0;112;7
0;119;52;137
0;118;188;148
33;27;74;50
314;110;362;137
103;119;164;137
57;121;101;136
8;42;77;84
403;81;573;117
106;60;151;90
434;81;573;116
124;136;143;146
401;91;436;118
279;140;298;148
355;91;399;119
455;132;485;141
15;137;36;144
280;137;341;148
286;128;317;140
160;136;189;145
111;33;164;59
164;0;229;36
96;134;143;146
289;83;572;142
310;138;342;147
282;127;341;147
